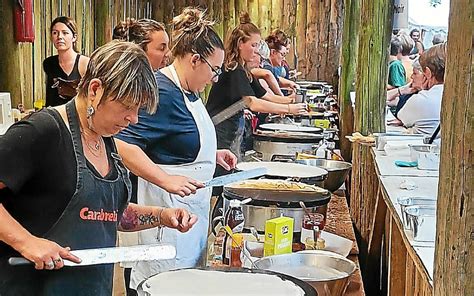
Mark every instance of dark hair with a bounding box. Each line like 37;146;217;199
265;35;285;51
224;12;260;72
113;18;165;52
390;37;402;56
270;29;289;47
51;16;78;51
171;7;224;59
410;28;420;37
419;43;446;82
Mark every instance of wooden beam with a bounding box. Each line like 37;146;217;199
338;0;360;162
94;0;112;47
295;0;307;78
434;0;474;295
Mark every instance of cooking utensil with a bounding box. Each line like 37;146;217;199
295;159;352;192
8;244;176;267
299;201;312;221
255;251;357;296
249;226;261;242
211;99;247;126
203;168;267;188
428;124;441;144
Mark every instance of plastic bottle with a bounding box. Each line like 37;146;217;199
222;199;245;265
315;141;328;159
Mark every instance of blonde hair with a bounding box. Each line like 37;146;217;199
113;18;165;52
225;12;260;76
171;7;223;58
77;40;158;114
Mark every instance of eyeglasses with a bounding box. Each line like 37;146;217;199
200;55;222;79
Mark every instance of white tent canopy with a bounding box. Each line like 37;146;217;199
408;0;450;48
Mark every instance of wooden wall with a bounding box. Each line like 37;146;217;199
0;0;343;108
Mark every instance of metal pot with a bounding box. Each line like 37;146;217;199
238;201;329;233
397;197;437;230
295;159;352;192
141;267;317;295
221;179;331;233
405;206;437;242
255;251;356;296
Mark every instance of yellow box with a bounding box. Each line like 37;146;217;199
314;119;330;129
264;216;294;256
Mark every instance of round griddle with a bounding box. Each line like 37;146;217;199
253;129;324;143
142;267;317;296
259;123;323;134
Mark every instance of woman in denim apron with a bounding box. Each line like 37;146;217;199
0;41;197;296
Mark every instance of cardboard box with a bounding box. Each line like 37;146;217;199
264;216;294;256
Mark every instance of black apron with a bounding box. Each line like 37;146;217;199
0;100;130;296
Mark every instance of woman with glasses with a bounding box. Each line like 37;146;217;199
265;33;297;92
206;12;307;161
115;7;236;294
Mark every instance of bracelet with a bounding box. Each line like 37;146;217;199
157;207;164;227
397;88;402;96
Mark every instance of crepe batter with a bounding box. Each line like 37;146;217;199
142;269;306;295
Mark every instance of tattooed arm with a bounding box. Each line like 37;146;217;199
118;203;198;233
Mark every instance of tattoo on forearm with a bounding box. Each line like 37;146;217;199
119;208;138;230
138;212;159;226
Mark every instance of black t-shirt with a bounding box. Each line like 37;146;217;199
206;65;266;118
0;108;116;256
43;54;82;107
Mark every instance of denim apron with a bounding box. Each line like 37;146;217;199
0;99;130;296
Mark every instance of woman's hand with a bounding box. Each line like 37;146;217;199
216;149;237;171
160;175;204;197
288;103;308;115
286;92;296;103
160;208;198;233
16;236;81;270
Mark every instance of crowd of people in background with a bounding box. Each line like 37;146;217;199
387;29;447;140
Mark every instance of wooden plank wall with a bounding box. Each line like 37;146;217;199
0;0;343;108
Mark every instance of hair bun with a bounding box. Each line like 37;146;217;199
113;18;137;41
173;7;214;34
239;12;251;24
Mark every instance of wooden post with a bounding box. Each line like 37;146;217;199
350;0;392;291
95;1;112;47
338;0;360;162
223;0;236;42
295;0;307;78
258;0;271;37
434;0;474;295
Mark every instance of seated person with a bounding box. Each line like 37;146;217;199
397;43;446;136
387;37;406;89
386;59;426;119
